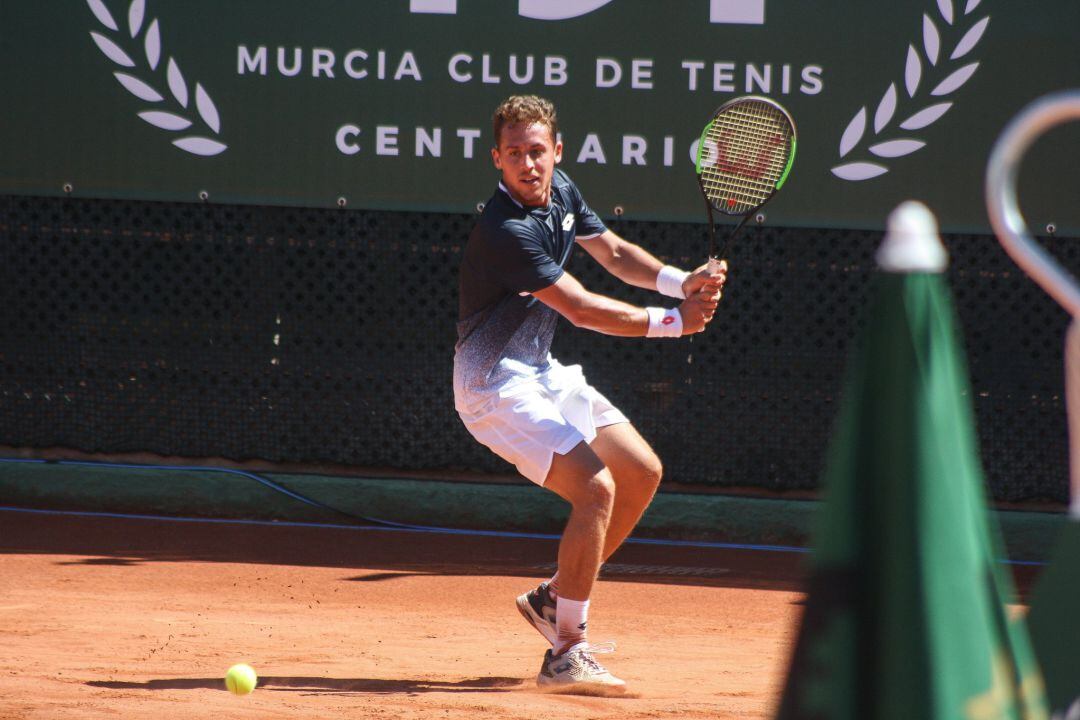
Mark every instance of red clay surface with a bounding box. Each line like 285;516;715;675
0;509;1037;719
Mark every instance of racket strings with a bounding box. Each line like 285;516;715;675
699;104;792;214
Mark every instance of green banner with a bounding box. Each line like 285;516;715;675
2;1;1079;232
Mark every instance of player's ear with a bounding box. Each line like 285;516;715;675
553;140;563;164
491;146;502;170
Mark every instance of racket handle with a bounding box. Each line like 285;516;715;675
705;256;725;301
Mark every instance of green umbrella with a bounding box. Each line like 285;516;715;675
775;202;1048;720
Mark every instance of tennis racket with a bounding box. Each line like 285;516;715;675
695;96;797;274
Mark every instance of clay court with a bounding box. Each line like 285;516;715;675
0;507;818;720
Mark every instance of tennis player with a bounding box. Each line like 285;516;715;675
454;95;725;694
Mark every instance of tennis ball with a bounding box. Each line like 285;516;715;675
224;663;257;696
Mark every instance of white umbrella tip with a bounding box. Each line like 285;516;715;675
877;201;948;273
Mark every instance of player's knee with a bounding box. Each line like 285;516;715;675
578;472;616;520
640;454;663;489
619;452;662;494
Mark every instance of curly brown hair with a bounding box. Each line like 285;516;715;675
492;95;558;147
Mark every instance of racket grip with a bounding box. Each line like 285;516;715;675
706;256;725;301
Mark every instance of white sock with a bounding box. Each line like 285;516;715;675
555;597;589;655
547;573;559;600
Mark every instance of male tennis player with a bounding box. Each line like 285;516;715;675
454;95;725;694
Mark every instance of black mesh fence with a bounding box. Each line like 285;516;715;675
0;194;1074;501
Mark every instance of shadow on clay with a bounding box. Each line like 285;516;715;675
87;675;527;694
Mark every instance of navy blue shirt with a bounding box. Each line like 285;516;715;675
454;169;607;408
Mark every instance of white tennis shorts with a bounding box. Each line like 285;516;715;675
456;360;627;486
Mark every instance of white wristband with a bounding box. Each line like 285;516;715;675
645;307;683;338
656;265;690;299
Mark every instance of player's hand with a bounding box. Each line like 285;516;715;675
682;260;728;299
677;287;721;334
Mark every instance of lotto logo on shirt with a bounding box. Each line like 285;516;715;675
562;213;575;231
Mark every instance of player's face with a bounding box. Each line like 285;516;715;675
492;122;563;208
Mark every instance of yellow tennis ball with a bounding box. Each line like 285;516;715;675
224;663;257;696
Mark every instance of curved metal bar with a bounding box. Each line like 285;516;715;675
985;90;1080;317
987;90;1080;507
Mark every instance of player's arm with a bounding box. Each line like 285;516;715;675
531;270;717;338
578;230;726;298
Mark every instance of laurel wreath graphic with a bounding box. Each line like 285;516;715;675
85;0;227;157
832;0;989;181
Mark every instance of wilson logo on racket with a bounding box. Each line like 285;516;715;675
706;129;787;181
694;95;797;270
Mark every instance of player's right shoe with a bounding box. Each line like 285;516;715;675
536;645;627;696
515;581;558;645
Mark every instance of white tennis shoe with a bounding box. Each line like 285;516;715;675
536;644;626;696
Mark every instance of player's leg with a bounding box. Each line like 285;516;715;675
532;442;627;694
458;384;612;652
588;421;663;562
527;365;657;597
456;366;626;692
537;423;660;600
541;441;613;650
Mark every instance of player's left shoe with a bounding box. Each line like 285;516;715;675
515;581;558;645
